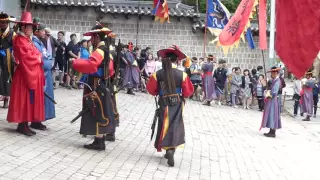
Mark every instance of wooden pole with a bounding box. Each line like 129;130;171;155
135;3;140;47
203;0;209;60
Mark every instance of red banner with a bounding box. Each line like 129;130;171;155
276;0;320;78
219;0;256;46
259;0;267;50
153;0;169;23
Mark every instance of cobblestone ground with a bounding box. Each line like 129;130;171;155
0;88;320;180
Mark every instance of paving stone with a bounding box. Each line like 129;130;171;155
0;89;319;179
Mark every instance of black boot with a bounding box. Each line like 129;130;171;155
16;123;34;136
105;134;115;142
166;148;175;167
2;98;8;108
30;122;47;130
84;137;105;151
302;115;311;121
127;89;135;95
26;123;36;135
264;129;276;138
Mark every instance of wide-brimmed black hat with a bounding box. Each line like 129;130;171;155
267;66;281;73
84;24;112;36
157;45;186;61
0;12;16;22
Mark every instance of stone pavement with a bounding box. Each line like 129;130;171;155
0;88;320;180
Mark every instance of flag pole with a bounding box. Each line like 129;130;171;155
268;0;276;68
203;0;209;60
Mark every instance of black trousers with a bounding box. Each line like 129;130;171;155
314;95;318;115
257;96;264;110
293;94;300;115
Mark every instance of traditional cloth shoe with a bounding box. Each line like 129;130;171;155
166;149;175;167
105;134;115;142
84;137;105;151
30;122;47;130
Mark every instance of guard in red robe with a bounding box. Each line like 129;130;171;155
146;45;194;167
7;11;45;136
72;24;117;151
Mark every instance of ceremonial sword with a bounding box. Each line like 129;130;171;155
70;82;129;124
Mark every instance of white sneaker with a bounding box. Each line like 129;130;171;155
218;101;221;106
233;105;238;108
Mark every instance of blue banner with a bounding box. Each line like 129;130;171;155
207;0;229;30
246;27;255;49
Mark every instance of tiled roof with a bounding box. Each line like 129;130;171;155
30;0;200;17
101;0;199;17
30;0;102;7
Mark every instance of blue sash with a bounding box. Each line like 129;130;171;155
159;88;182;96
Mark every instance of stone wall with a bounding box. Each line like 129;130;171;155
31;7;269;70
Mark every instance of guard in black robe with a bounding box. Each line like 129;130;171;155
147;45;194;167
72;25;118;150
0;12;15;108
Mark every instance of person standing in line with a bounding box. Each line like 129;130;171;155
230;67;242;108
7;11;45;136
241;69;253;109
256;74;267;111
213;59;227;105
189;57;202;100
65;33;80;89
0;12;15;108
260;66;282;138
146;45;194;167
300;71;315;121
293;77;302;116
53;31;67;87
312;79;319;118
201;55;216;106
32;21;55;129
78;40;90;87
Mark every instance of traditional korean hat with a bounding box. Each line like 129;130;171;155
83;23;112;36
15;11;38;26
157;45;186;61
267;66;281;73
191;57;197;62
0;12;16;22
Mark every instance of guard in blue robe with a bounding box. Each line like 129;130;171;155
260;67;282;138
31;23;55;130
301;71;315;121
